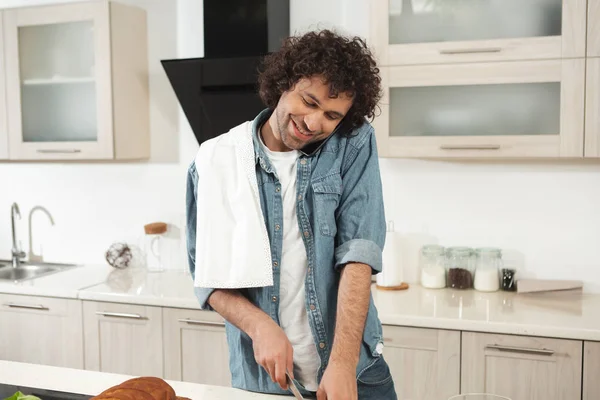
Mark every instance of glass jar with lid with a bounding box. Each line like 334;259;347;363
446;247;474;289
474;248;502;292
419;244;446;289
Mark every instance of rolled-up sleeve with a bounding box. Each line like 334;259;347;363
186;162;215;310
334;127;386;273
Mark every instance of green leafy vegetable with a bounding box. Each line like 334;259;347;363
3;391;41;400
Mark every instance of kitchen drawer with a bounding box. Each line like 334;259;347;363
462;331;582;400
163;307;230;386
0;293;83;368
382;325;460;400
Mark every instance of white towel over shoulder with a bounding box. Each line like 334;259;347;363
193;121;273;288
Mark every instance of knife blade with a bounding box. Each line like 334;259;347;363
286;370;304;399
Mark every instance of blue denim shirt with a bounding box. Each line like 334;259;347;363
186;109;387;395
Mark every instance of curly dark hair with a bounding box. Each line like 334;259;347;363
258;29;382;132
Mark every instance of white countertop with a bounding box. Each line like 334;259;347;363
0;360;288;399
2;264;600;341
78;266;201;309
374;285;600;341
0;264;112;299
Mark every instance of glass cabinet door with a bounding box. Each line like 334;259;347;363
4;2;113;160
370;0;586;65
585;58;600;157
373;59;585;158
0;12;8;159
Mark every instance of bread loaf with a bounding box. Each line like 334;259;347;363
91;377;178;400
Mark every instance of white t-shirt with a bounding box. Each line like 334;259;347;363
259;134;320;391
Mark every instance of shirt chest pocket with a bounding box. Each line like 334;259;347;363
311;174;342;237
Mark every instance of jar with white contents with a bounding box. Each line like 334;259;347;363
474;248;502;292
419;245;446;289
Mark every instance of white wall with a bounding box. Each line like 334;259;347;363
2;0;600;291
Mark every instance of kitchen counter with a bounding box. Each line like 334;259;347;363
2;264;600;341
0;361;288;399
0;264;113;299
374;284;600;341
77;266;200;309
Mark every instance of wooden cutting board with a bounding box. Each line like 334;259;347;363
517;279;583;293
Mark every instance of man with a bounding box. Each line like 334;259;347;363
186;30;396;399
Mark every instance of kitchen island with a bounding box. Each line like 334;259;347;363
0;360;289;399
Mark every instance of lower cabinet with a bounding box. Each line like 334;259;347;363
583;341;600;400
82;300;163;376
163;307;230;387
382;325;460;400
461;332;582;400
0;293;83;368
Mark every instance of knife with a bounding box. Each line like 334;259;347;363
286;370;304;399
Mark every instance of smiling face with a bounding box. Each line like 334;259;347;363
260;76;354;152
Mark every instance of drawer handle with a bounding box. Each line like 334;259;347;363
485;344;555;356
5;303;49;311
440;47;502;55
382;337;393;343
178;318;225;327
440;144;501;151
37;149;82;154
96;311;146;320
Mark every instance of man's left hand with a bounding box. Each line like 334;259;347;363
316;361;357;400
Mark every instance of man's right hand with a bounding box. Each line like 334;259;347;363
251;318;294;390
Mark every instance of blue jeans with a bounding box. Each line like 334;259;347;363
299;356;398;399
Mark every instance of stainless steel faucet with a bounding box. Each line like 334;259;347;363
28;205;55;263
11;202;26;268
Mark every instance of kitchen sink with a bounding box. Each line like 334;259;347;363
0;261;78;282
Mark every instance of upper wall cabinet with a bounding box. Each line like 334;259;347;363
588;1;600;57
0;11;7;160
370;0;587;66
3;1;150;161
373;59;585;158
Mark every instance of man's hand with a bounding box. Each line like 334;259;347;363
316;361;357;400
251;318;294;390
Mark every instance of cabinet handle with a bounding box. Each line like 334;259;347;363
96;311;146;320
178;318;225;327
485;344;555;356
439;47;502;55
37;149;82;154
4;303;49;311
382;337;393;343
440;144;501;150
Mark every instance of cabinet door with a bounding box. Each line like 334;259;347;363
83;301;163;377
583;341;600;400
462;332;582;400
588;1;600;57
370;0;586;66
4;2;113;160
0;294;83;368
374;59;585;158
382;325;460;400
163;308;230;387
585;58;600;157
0;11;8;159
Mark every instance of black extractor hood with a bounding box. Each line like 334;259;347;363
162;0;290;146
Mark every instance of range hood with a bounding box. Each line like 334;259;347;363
162;0;289;146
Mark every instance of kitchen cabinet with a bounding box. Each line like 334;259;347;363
382;325;460;400
163;308;231;387
2;1;149;161
373;59;585;158
0;11;7;160
370;0;587;66
585;58;600;157
0;293;83;368
583;341;600;400
588;1;600;57
461;331;582;400
82;300;163;377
